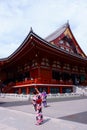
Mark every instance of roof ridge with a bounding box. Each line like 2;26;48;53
45;22;69;42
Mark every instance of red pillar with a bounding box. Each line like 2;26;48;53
47;86;50;94
26;86;29;94
18;88;22;94
60;86;62;93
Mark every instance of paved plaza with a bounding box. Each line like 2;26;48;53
0;96;87;130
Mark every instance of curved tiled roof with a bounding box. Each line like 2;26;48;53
0;22;86;64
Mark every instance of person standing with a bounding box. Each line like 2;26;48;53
41;89;47;107
35;95;43;125
32;87;43;125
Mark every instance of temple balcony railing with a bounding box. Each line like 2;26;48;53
15;78;73;85
2;82;15;93
4;78;87;93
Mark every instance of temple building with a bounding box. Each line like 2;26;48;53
0;23;87;94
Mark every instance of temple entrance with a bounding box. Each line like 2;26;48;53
21;87;26;94
50;87;59;94
62;87;72;93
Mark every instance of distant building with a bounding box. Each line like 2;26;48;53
0;23;87;94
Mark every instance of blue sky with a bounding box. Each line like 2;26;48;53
0;0;87;58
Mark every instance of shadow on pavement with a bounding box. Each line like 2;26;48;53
59;111;87;124
42;118;50;125
0;100;31;107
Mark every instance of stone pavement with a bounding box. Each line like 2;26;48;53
0;96;87;130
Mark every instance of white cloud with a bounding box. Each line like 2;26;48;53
0;0;87;58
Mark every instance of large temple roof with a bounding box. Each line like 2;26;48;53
45;22;86;58
0;22;87;66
